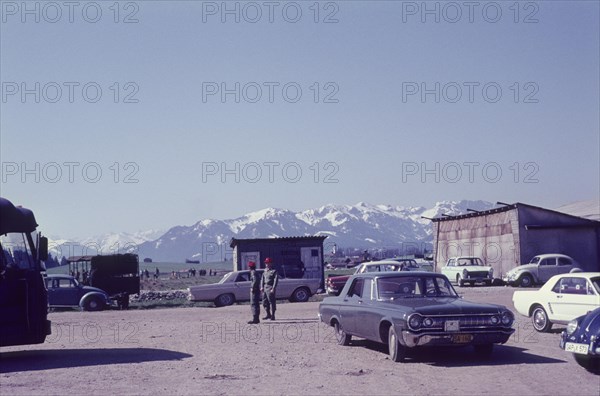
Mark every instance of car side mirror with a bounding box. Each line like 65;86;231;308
39;236;48;262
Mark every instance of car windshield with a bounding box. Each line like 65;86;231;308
591;277;600;294
529;256;541;264
376;276;458;299
457;258;483;266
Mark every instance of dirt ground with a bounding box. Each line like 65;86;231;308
1;287;599;395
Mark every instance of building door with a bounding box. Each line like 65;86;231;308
301;247;321;279
241;252;260;270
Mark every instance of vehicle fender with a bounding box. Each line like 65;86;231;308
79;291;109;308
570;268;583;273
519;271;537;284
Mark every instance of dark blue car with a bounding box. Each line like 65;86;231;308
560;307;600;374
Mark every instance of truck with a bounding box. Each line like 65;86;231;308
67;253;140;309
0;197;51;347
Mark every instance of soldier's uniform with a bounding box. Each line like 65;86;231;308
261;260;279;320
248;262;261;324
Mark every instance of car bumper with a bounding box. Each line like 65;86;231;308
560;332;600;356
401;329;514;348
326;286;340;295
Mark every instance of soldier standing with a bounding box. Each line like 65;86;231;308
261;257;278;320
247;261;261;324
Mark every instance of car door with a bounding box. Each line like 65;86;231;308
537;257;558;283
232;272;251;300
339;278;365;335
441;259;456;281
550;277;600;321
354;279;379;340
53;278;80;306
557;256;574;275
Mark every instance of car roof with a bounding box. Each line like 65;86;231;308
353;271;444;279
46;274;75;279
533;254;574;259
365;260;408;265
448;256;481;259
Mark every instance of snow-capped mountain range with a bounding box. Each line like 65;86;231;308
48;200;495;262
47;199;598;263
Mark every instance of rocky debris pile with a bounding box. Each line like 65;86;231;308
131;290;189;302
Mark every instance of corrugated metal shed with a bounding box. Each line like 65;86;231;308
431;203;600;276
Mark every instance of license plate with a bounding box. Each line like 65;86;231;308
565;342;589;355
452;334;473;344
445;320;460;332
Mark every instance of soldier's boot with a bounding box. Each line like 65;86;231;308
262;310;271;320
247;315;260;324
270;312;275;321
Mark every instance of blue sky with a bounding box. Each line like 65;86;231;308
1;1;599;238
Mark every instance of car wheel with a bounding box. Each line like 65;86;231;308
519;274;533;287
388;327;407;362
215;293;235;307
531;305;552;332
83;296;104;312
291;287;310;303
457;275;465;287
574;354;600;374
474;343;494;358
333;321;351;346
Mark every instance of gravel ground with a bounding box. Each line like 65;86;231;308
1;286;599;395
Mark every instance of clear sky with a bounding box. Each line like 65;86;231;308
1;1;599;239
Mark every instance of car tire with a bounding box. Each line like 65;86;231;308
531;305;552;332
519;274;533;287
333;321;351;346
290;287;310;303
83;296;104;312
457;275;465;287
214;293;235;307
474;343;494;358
574;354;600;374
388;327;407;362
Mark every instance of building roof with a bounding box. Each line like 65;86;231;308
429;202;600;227
230;235;327;248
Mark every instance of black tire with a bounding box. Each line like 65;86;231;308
531;305;552;332
333;321;351;346
388;327;407;362
474;343;494;358
457;275;465;287
215;293;235;307
574;354;600;374
291;287;310;303
519;274;534;287
83;296;104;312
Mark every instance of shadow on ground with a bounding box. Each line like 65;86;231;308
350;340;567;367
0;348;192;373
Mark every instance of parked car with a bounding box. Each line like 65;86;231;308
319;272;515;362
188;269;321;307
326;260;405;296
45;274;111;311
559;307;600;374
390;258;434;272
441;256;493;286
512;273;600;332
503;254;581;287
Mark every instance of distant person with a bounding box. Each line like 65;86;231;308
155;267;160;279
247;261;261;324
260;257;278;320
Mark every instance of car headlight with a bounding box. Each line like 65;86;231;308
408;314;422;330
462;269;468;277
566;319;578;335
423;317;434;327
501;311;514;326
490;315;500;325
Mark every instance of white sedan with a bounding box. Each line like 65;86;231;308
512;273;600;332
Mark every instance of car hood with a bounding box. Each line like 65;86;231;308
580;307;600;333
381;297;507;315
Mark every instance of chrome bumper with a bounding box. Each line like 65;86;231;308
401;329;514;348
